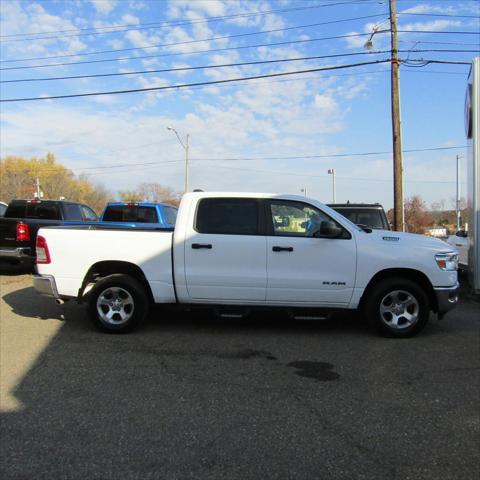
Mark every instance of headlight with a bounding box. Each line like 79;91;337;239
435;252;458;271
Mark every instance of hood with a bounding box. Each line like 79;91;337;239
364;229;458;254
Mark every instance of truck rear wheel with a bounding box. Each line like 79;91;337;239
364;277;430;338
87;274;149;333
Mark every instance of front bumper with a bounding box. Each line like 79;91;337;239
434;282;459;315
0;247;33;263
32;274;60;299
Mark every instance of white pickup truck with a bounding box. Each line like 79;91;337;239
33;192;459;337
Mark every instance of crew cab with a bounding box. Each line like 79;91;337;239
0;199;98;266
33;193;459;337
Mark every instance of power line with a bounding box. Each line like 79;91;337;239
41;145;467;175
0;14;387;63
2;49;476;84
398;12;480;19
208;163;466;184
0;1;366;40
400;40;480;46
0;50;391;83
0;59;393;102
398;29;480;35
0;32;387;71
191;146;467;162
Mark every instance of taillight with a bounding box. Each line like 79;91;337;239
36;235;51;264
16;222;30;242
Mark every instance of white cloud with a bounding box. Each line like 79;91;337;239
90;0;118;15
0;2;87;57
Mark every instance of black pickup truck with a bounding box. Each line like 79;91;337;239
0;199;98;267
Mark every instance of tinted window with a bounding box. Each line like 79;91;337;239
270;201;333;237
63;203;83;221
163;206;178;225
25;202;61;220
334;208;385;229
81;205;98;221
0;204;7;217
196;198;258;235
5;202;26;218
103;205;158;223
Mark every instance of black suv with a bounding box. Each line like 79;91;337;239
328;203;390;230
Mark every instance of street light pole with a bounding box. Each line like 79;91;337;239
456;154;461;231
328;169;336;203
185;133;190;194
167;126;189;193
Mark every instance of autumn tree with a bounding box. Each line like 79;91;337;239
0;153;112;213
404;195;431;234
118;182;181;206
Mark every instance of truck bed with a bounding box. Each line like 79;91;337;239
37;226;175;302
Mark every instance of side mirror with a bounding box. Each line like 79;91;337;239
314;221;343;238
456;230;467;238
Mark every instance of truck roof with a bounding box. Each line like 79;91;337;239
105;202;177;208
183;192;320;202
328;203;385;208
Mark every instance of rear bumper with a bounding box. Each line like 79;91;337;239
434;282;459;315
0;247;33;263
33;274;60;299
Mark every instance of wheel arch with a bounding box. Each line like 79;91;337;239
359;268;437;313
78;260;154;303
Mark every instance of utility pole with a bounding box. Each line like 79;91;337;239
328;169;336;203
389;0;404;231
167;126;189;193
456;155;461;231
35;177;41;199
185;133;190;193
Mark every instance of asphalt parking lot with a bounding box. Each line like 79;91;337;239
1;273;479;480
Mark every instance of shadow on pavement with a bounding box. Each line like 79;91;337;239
1;289;478;480
2;286;65;321
0;262;34;276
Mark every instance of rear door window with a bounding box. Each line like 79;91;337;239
195;198;259;235
63;203;83;221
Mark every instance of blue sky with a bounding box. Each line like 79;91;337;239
1;0;479;209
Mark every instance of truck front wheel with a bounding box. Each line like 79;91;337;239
364;277;430;338
87;274;149;333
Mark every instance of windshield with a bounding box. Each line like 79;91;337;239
333;208;387;229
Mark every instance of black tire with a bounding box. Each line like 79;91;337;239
87;274;149;333
364;277;430;338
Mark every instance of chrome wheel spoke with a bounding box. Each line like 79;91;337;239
379;289;420;330
96;286;134;325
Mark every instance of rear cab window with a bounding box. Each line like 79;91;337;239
195;198;259;235
102;205;158;223
25;202;61;220
4;202;26;218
